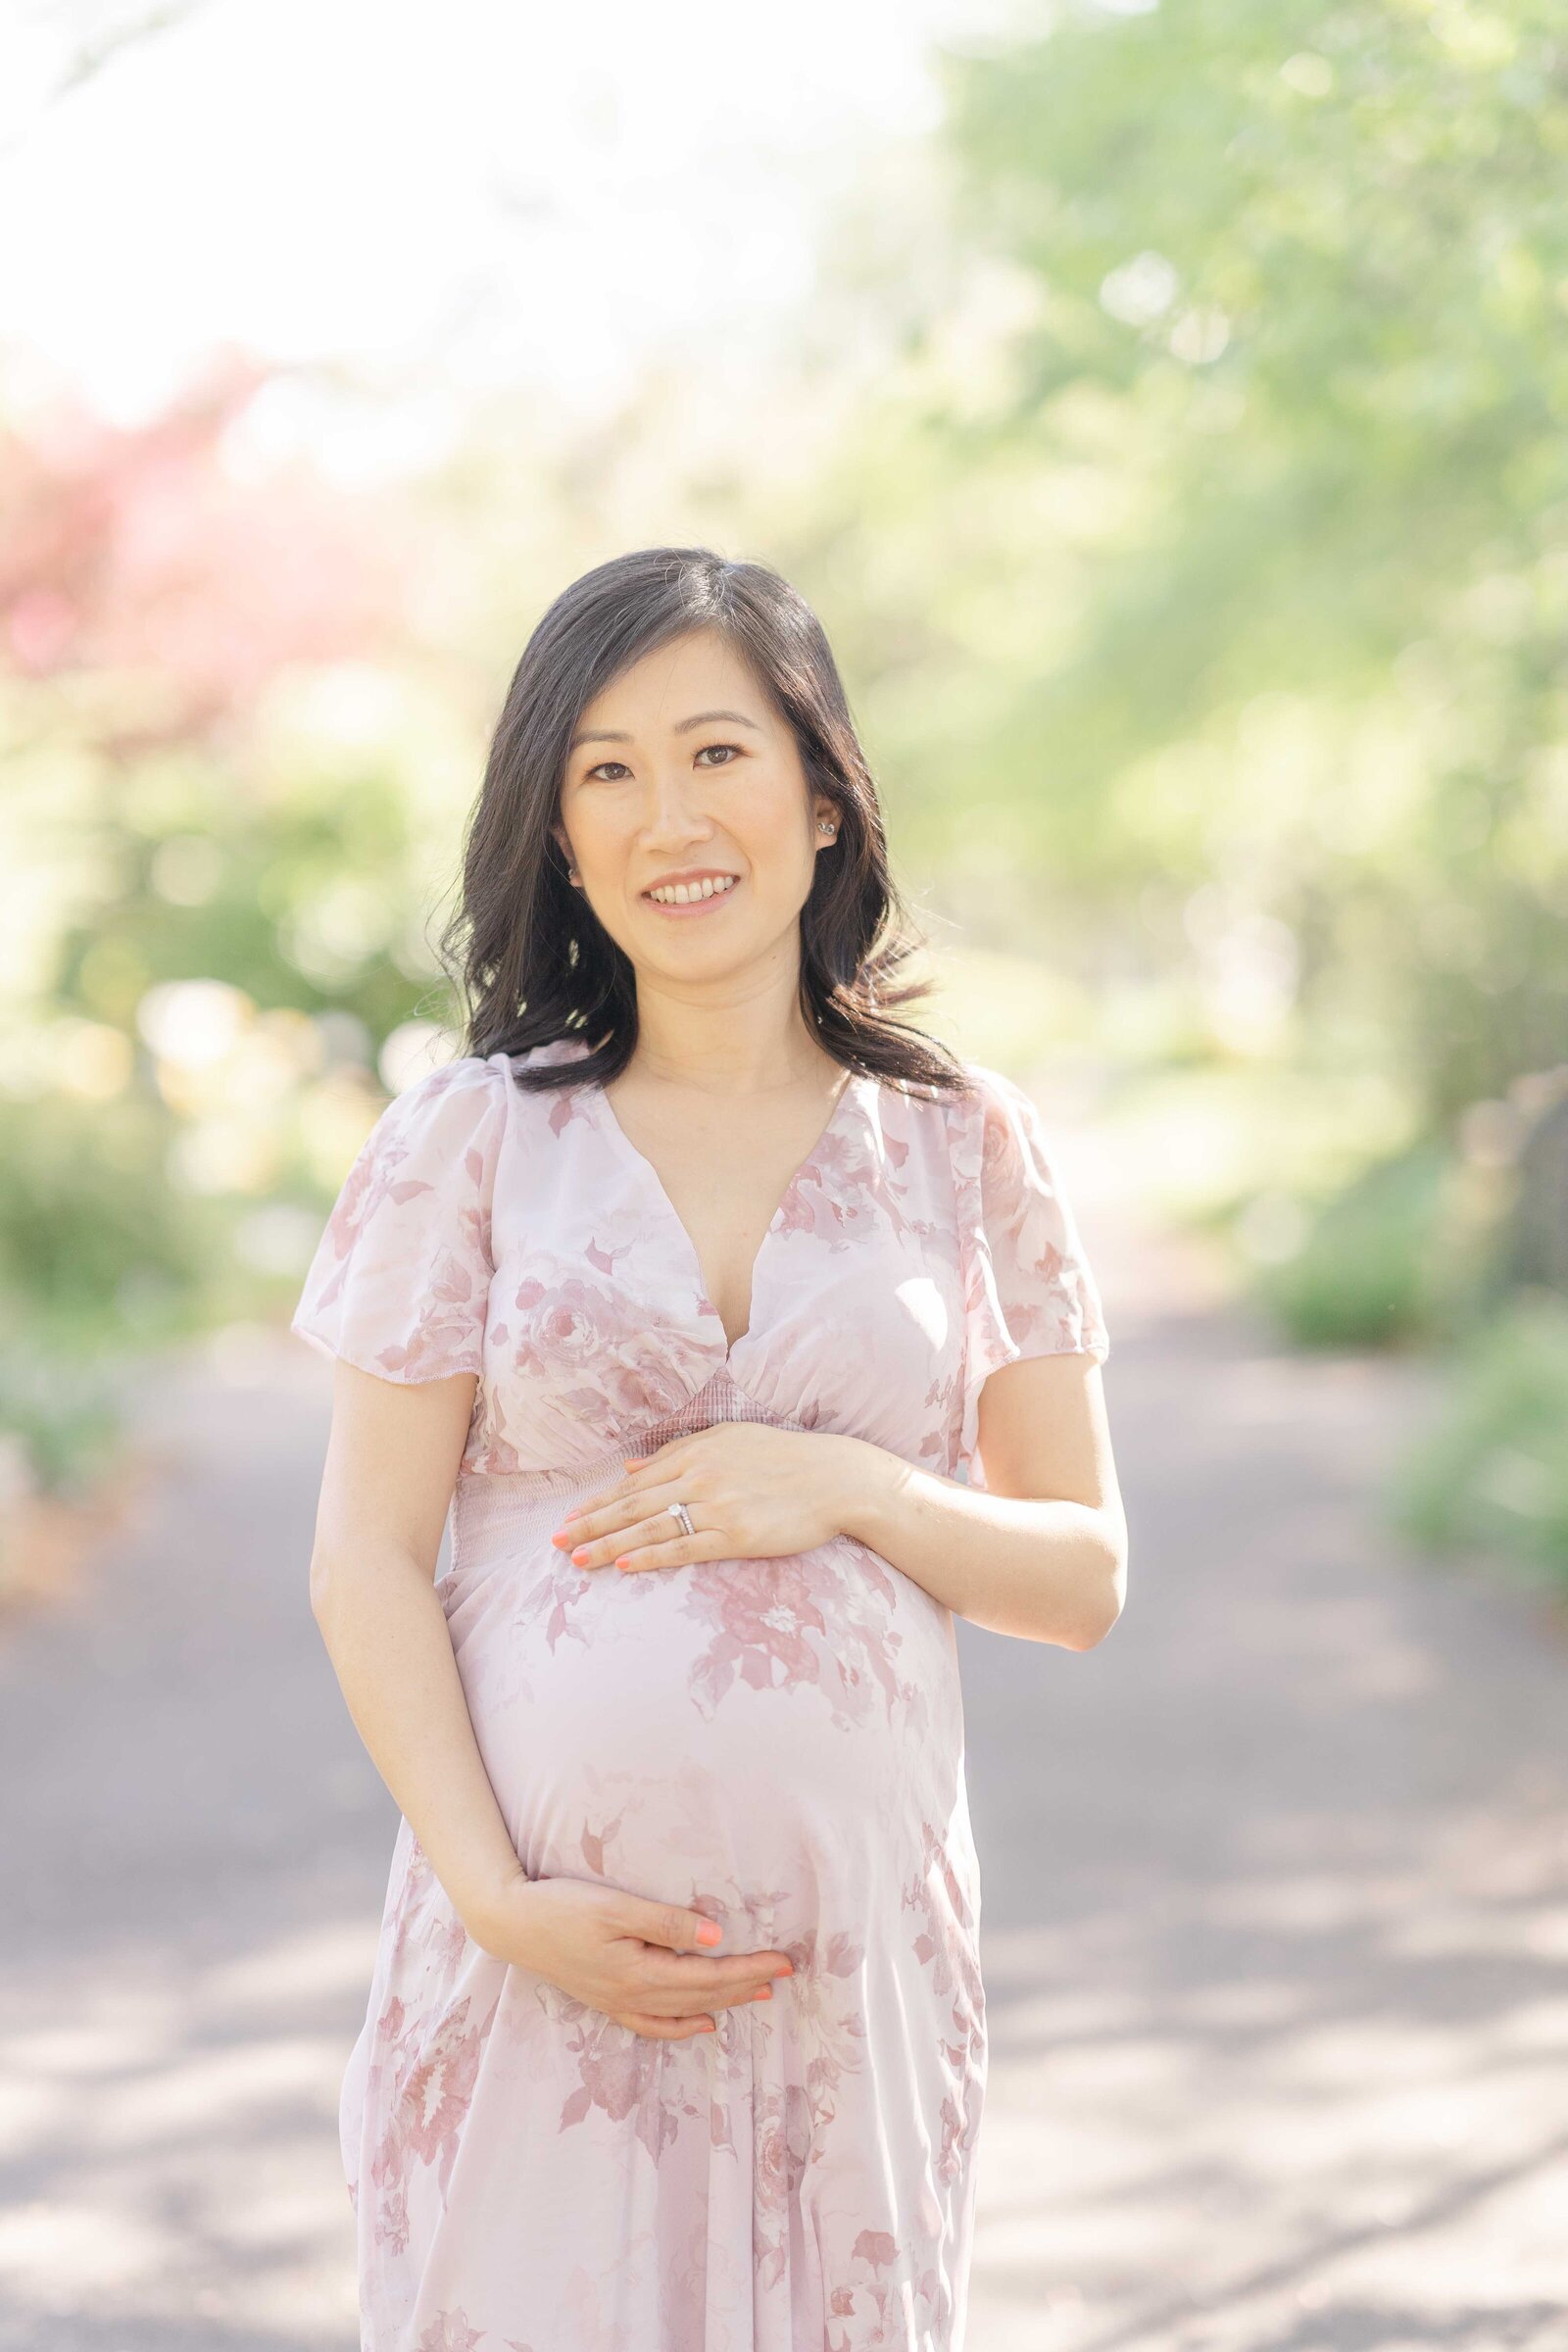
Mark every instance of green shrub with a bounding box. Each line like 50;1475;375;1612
0;1085;220;1502
0;1342;126;1500
0;1086;215;1344
1386;1294;1568;1589
1245;1140;1490;1351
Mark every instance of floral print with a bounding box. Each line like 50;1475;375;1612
676;1538;912;1730
300;1057;508;1384
952;1062;1110;1490
291;1036;1108;2349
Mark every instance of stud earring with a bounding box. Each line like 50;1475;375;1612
817;820;836;836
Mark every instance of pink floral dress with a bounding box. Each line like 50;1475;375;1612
290;1034;1109;2352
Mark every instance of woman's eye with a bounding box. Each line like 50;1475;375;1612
585;745;740;781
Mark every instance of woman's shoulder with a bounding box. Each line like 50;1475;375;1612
483;1036;597;1092
929;1056;1056;1140
353;1051;507;1151
900;1058;1067;1209
385;1036;588;1113
944;1054;1025;1106
890;1054;1014;1132
396;1048;514;1104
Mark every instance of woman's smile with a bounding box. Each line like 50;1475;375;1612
638;873;746;919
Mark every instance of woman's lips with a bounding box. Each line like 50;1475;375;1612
639;877;743;919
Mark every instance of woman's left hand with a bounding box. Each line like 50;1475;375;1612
550;1422;874;1573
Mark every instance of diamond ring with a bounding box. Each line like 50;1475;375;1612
667;1499;696;1539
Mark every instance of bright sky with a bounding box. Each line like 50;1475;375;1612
0;0;998;466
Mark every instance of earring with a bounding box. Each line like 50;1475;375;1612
567;865;581;883
817;820;836;836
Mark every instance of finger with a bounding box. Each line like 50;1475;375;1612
607;1452;680;1494
615;1531;731;1573
634;1946;795;1994
647;1968;785;2005
574;1503;689;1570
622;1899;730;1955
619;1444;686;1487
563;1482;687;1565
612;2010;716;2039
556;1485;645;1542
562;1469;693;1552
561;1510;635;1561
570;1495;681;1571
557;1459;667;1536
627;1979;781;2019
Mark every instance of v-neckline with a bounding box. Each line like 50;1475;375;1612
582;1062;865;1359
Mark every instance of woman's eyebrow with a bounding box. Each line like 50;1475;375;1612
568;708;764;752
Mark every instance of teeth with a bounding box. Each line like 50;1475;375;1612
646;875;738;906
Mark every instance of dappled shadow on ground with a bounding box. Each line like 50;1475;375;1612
3;1214;1566;2349
0;1335;382;2349
960;1217;1568;2351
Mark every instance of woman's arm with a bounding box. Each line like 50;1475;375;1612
289;1056;785;2028
304;1358;528;1945
838;1349;1126;1649
841;1345;1123;1655
560;1349;1127;1647
841;1354;1123;1646
305;1358;799;2030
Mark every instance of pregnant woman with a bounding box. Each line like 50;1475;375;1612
292;547;1127;2351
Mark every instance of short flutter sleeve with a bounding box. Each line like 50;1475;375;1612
953;1062;1109;1482
290;1056;509;1384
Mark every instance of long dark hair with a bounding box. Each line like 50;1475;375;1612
435;547;970;1102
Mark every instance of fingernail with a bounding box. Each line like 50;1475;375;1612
699;2019;715;2032
571;1547;590;1565
775;1964;794;1978
561;1508;580;1524
697;1922;722;1945
754;1985;772;2001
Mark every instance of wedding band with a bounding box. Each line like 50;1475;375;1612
667;1499;695;1539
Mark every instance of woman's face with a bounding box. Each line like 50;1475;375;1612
553;626;839;989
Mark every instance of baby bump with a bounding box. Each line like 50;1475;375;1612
442;1490;964;1939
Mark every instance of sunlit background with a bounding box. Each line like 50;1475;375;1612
2;1;1567;2344
6;0;1564;1582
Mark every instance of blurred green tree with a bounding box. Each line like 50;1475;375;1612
913;0;1568;1122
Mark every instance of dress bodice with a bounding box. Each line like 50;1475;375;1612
291;1035;1108;1492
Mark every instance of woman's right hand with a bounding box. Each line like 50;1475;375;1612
469;1873;795;2038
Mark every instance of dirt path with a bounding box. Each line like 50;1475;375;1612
1;1121;1564;2350
962;1127;1568;2352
